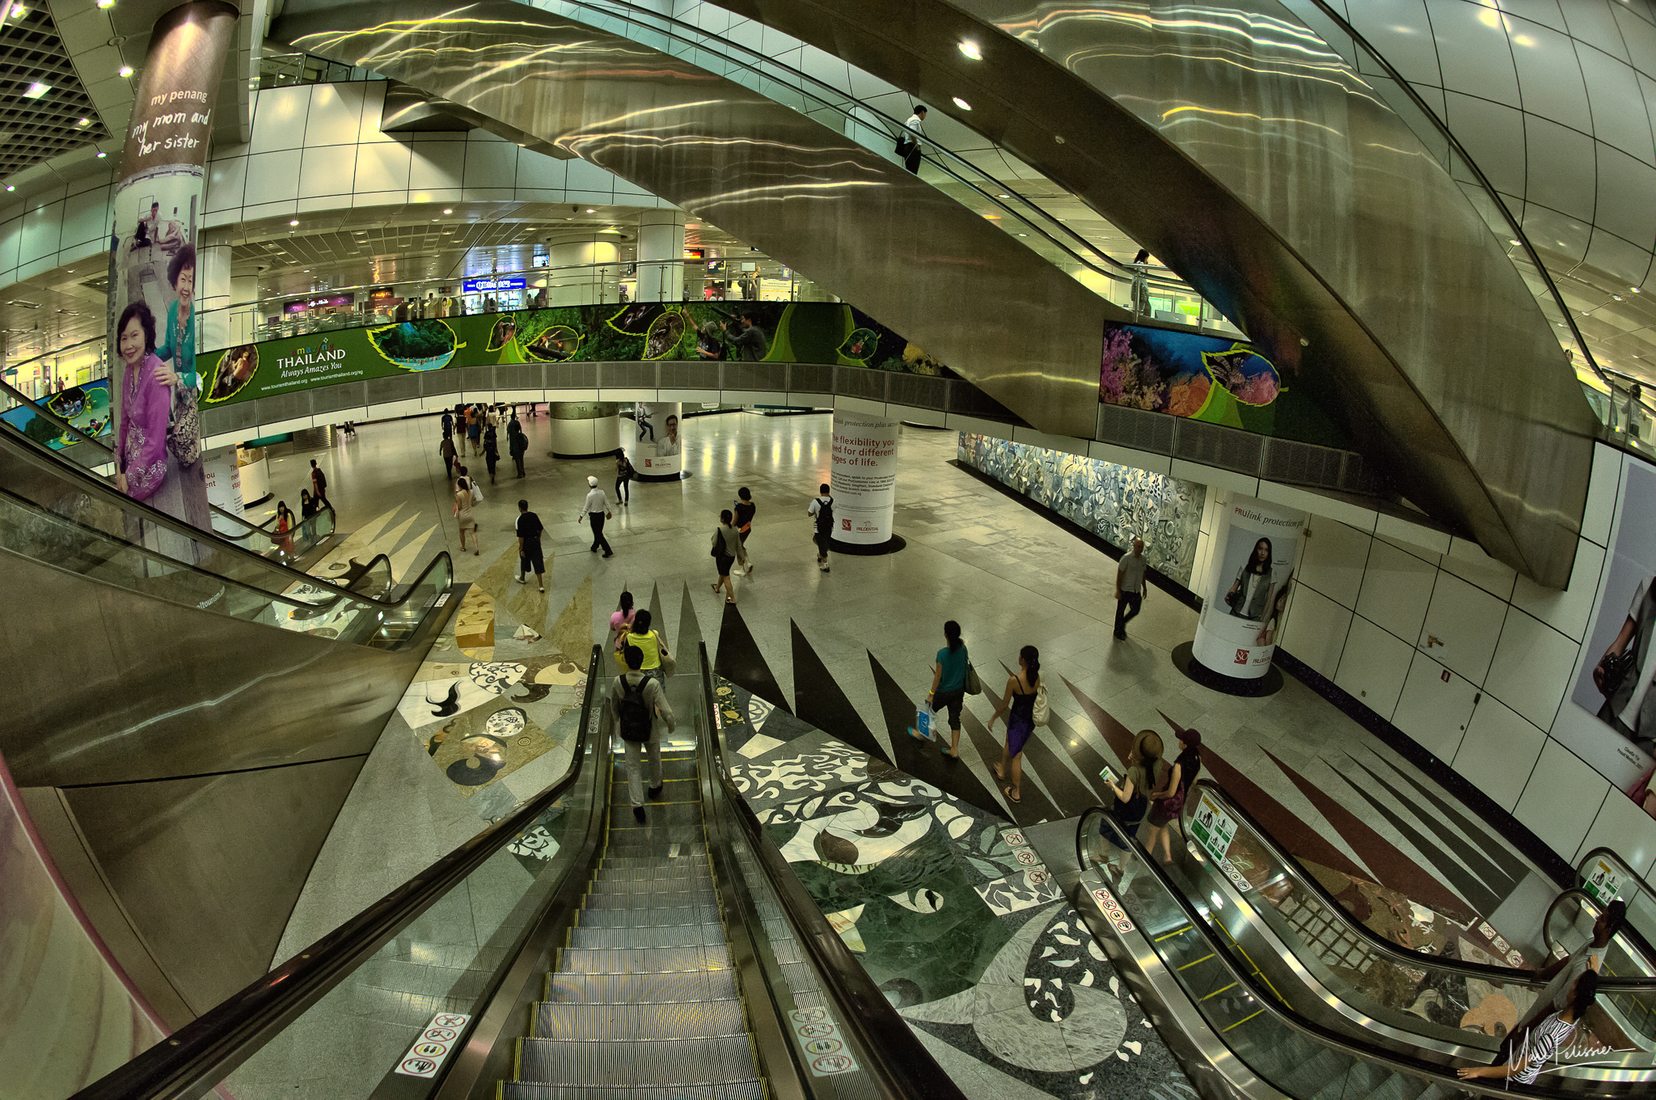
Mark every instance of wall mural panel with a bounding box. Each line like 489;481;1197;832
957;432;1205;587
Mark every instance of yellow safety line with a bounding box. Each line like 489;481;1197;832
1176;953;1215;971
1201;981;1239;1002
1154;925;1193;943
1221;1008;1263;1033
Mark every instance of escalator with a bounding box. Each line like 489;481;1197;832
71;645;963;1099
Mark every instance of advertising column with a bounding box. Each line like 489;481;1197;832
1188;494;1305;687
627;402;684;480
107;1;238;548
829;410;901;551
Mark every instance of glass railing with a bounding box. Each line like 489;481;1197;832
1579;380;1656;459
529;0;1235;333
1075;805;1638;1095
256;48;381;89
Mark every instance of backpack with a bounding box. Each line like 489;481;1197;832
616;676;652;743
814;496;834;534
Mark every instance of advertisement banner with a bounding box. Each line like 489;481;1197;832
630;401;683;477
0;380;113;449
829;411;898;545
108;1;237;541
201;301;941;409
1191;495;1305;679
1561;455;1656;815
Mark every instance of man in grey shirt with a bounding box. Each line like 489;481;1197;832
581;475;614;557
1114;537;1148;640
729;312;769;361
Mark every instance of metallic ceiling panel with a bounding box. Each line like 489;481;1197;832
272;0;1120;439
723;0;1597;585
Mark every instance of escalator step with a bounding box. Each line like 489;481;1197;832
593;859;710;882
516;1036;757;1086
500;1080;764;1100
531;999;748;1041
578;904;721;929
557;945;733;975
582;891;716;913
599;851;711;868
584;879;714;902
587;873;713;895
546;970;740;1005
610;755;700;780
609;805;706;831
570;924;729;951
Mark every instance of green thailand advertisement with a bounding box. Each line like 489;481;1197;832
201;301;940;407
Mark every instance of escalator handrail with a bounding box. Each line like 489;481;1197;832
0;416;448;615
1545;885;1656;978
1074;806;1641;1093
70;643;605;1100
695;647;969;1100
1185;778;1656;992
1298;1;1609;388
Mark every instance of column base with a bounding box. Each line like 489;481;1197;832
633;470;693;483
551;448;618;460
1171;641;1284;697
828;534;906;556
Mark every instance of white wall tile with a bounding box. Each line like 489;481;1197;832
304;83;367;149
1426;0;1522;100
1583;444;1623;547
59;186;110;252
242;150;304;208
515;151;567;190
1442;536;1519;601
566;159;621;192
1514;739;1612;860
205;154;248;214
0;217;21;273
249;84;311;154
298;145;353;201
1392;653;1479;762
354;141;412;194
462;141;519;190
1279;584;1352;678
409;142;466;191
1510;21;1594;132
1375;513;1451;557
1419;571;1508;683
1355;538;1437;643
1562;2;1632;61
1513;538;1607;641
1574;786;1656;876
17;203;62;266
1334;615;1416;720
1454;696;1548;811
1525;113;1599;223
1484;609;1581;730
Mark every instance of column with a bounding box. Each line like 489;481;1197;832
107;1;239;538
548;240;620;305
827;410;903;553
549;402;621;459
196;240;233;352
1180;493;1306;695
635;210;685;302
625;401;686;480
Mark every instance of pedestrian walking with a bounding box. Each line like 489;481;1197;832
309;459;329;506
1145;729;1201;862
624;608;671;683
453;475;480;555
441;409;454;438
1462;972;1598;1086
807;483;834;573
581;475;614;557
274;500;295;556
439;433;457;482
467;407;483;457
899;104;927;173
609;590;637;671
987;645;1042;804
615;449;635;505
919;620;971;758
483;424;500;484
1114;537;1148;640
300;488;318;522
1131;248;1151;319
508;422;528;478
733;486;756;572
710;509;749;604
515;498;545;592
1097;729;1168;890
606;644;675;823
1492;901;1625;1066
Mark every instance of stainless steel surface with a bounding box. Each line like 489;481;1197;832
270;0;1119;440
725;0;1597;586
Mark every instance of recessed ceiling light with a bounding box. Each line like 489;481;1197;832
76;117;91;128
1633;287;1642;294
1017;232;1028;237
958;39;982;61
118;65;134;78
1507;238;1519;246
95;151;107;158
951;96;972;111
1614;294;1625;301
3;184;13;192
23;82;50;99
442;207;453;214
9;5;27;19
97;0;115;8
289;218;299;226
585;207;595;213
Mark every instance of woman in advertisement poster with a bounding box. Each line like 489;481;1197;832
1592;575;1656;754
1225;537;1276;621
154;244;198;393
114;301;209;528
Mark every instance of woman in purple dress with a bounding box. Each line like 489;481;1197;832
987;645;1040;803
114;301;210;534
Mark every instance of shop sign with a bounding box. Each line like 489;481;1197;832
462;276;527;294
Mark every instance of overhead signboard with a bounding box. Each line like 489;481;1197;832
462;276;527;294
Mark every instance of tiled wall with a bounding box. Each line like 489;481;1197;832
1277;442;1656;880
0;82;663;290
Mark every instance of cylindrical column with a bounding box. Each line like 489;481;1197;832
108;1;239;540
828;410;902;553
636;210;685;302
625;401;685;480
548;240;620;305
549;401;621;459
196;240;233;351
1184;493;1306;692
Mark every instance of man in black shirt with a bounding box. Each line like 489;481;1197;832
516;498;546;592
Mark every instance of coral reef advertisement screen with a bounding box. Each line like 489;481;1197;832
1099;322;1340;446
0;380;114;450
199;301;938;408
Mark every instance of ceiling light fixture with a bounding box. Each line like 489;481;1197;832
1633;287;1642;294
443;207;453;215
958;39;982;61
9;5;27;19
76;117;91;128
23;81;50;99
3;185;13;193
95;150;107;158
119;65;134;78
952;96;972;111
289;218;299;226
585;207;595;213
97;0;115;8
1614;294;1625;301
1507;239;1519;247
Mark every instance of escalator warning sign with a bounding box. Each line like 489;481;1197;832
789;1008;859;1076
394;1011;471;1078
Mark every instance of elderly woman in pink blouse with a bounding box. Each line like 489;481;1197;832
115;301;209;528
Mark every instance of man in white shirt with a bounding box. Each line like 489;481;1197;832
902;105;927;174
606;644;675;823
1114;537;1149;640
581;475;614;557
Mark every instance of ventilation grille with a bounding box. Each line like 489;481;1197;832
1097;402;1177;454
1172;419;1264;472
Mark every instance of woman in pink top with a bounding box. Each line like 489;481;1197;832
609;589;637;670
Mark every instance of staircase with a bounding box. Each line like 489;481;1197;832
500;751;767;1099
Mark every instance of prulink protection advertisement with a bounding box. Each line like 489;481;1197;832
107;0;238;545
1191;496;1305;679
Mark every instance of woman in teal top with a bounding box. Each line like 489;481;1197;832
923;620;970;758
155;244;198;393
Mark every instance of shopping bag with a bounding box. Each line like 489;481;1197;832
910;705;932;741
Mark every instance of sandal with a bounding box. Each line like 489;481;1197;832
992;763;1005;782
1005;785;1021;803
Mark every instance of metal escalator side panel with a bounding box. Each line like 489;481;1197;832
727;0;1595;585
271;0;1115;440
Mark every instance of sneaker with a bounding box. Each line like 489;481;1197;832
632;806;646;824
603;551;614;558
648;784;663;800
516;575;526;585
821;565;830;573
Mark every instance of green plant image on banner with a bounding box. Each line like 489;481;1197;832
200;301;944;408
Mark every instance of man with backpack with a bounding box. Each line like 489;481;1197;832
807;482;834;573
605;644;675;822
309;459;329;507
508;421;528;478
